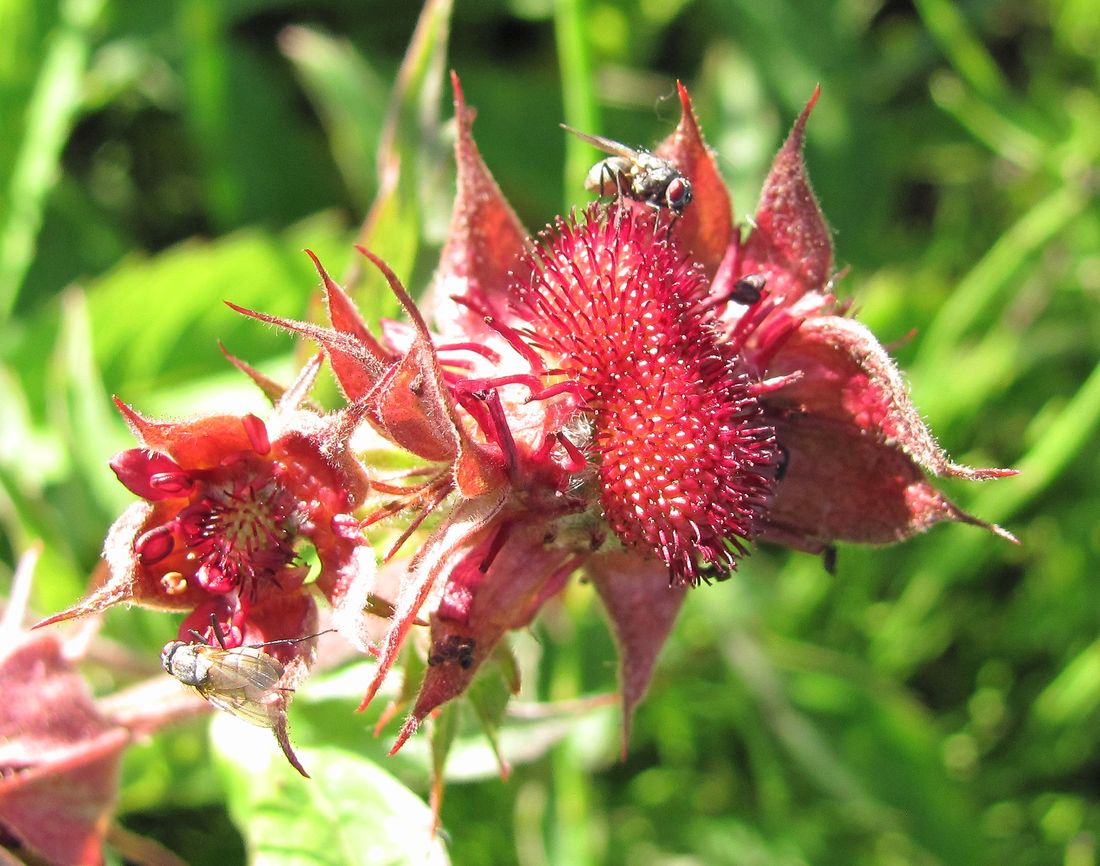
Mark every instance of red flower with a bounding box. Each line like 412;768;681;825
653;84;1017;554
188;74;1018;752
38;357;377;772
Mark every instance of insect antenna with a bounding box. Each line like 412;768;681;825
243;628;337;650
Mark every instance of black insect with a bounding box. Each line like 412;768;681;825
730;274;766;306
561;125;693;214
427;635;477;670
775;444;791;482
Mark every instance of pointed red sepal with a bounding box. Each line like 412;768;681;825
225;301;389;397
356;246;507;495
34;506;204;629
760;412;1017;551
740;86;833;304
219;342;291;405
358;492;509;714
590;552;687;755
305;249;394;401
770;316;1018;482
274;352;326;415
656;81;733;278
113;398;263;467
378;520;574;752
761;314;1017;549
420;72;531;340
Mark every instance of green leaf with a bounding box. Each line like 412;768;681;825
0;0;106;317
343;0;452;305
912;0;1009;104
212;715;450;866
463;645;520;776
280;27;390;208
914;183;1090;378
431;701;459;784
74;212;348;398
553;0;599;210
176;0;343;231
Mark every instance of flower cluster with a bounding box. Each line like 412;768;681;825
40;75;1016;765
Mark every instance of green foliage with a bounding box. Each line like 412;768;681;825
213;717;449;865
1;0;1097;864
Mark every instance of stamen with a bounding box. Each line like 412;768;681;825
479;521;513;573
437;342;502;363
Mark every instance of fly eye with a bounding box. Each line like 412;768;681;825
666;177;692;212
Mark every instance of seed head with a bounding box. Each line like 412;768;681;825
514;206;777;584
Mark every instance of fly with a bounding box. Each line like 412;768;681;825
161;620;333;777
160;620;332;728
561;124;693;214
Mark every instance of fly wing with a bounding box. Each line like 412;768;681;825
213;646;284;690
201;686;278;727
196;647;285;727
560;124;639;160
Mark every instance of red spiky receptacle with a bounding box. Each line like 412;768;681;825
515;205;778;585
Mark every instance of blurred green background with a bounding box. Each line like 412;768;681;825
2;0;1099;864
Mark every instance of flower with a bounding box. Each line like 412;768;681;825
653;84;1018;555
38;355;377;773
76;73;1016;759
511;206;778;585
368;75;1015;746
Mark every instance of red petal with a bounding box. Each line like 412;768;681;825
740;87;833;304
590;551;686;754
274;421;370;515
0;632;128;866
420;72;530;340
656;81;733;277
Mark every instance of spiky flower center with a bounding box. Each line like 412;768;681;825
514;206;776;584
